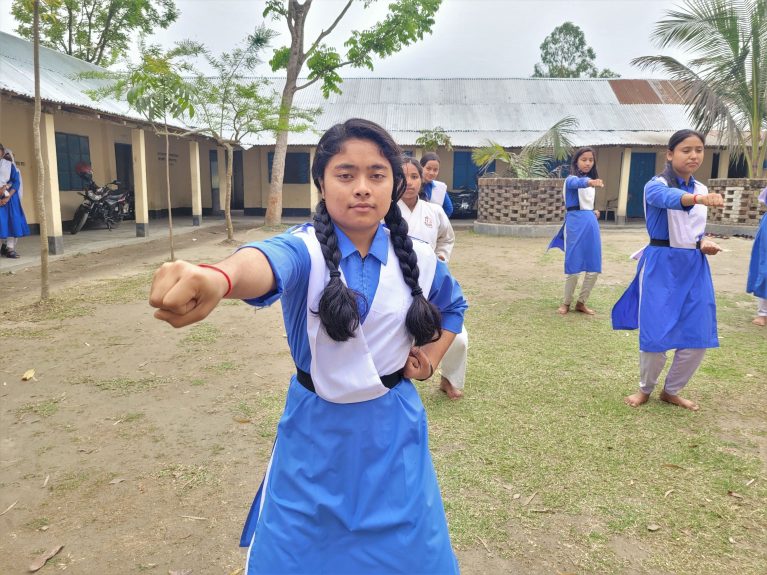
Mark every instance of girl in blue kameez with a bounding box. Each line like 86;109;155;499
549;147;604;315
150;119;465;574
0;144;30;259
612;130;724;411
747;186;767;326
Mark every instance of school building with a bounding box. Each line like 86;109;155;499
1;31;736;254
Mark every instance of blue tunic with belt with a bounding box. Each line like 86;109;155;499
747;205;767;299
548;175;602;274
239;223;466;574
612;175;719;352
0;161;30;239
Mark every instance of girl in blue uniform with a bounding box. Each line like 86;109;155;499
150;119;466;574
549;147;604;315
420;152;453;217
747;186;767;326
612;130;724;411
0;144;30;259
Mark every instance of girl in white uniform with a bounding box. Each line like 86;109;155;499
400;156;467;399
150;119;466;573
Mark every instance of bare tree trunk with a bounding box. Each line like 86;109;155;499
33;0;50;300
165;129;175;260
224;142;234;241
264;0;307;228
264;95;294;228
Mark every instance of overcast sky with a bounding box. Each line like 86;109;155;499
0;0;687;78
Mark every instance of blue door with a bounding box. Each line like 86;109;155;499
453;151;494;190
627;152;656;218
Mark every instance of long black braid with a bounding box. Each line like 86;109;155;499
310;118;442;345
384;200;443;346
312;199;363;341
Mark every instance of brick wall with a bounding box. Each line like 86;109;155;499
477;177;565;224
707;178;767;226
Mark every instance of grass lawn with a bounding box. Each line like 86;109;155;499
421;233;767;574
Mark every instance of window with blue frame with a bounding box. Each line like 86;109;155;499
55;132;91;191
452;151;494;190
268;152;310;184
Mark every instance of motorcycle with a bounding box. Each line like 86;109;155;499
70;164;134;234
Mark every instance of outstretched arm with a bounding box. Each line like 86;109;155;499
149;248;276;328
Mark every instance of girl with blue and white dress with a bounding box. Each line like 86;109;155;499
0;144;30;259
612;130;724;411
747;186;767;327
549;147;604;315
420;152;454;217
150;119;466;574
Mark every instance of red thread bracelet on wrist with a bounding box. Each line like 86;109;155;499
198;264;233;297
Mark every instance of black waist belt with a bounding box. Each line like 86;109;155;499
296;367;403;393
566;206;580;212
650;238;701;249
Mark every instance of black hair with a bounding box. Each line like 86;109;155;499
402;156;428;200
570;147;598;179
420;151;440;167
311;118;442;346
0;143;5;154
658;129;706;183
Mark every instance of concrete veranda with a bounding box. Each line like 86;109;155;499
0;214;307;275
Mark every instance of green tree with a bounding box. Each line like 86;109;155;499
262;0;442;226
471;117;578;178
190;27;317;241
632;0;766;178
11;0;179;67
84;40;201;260
415;127;452;152
533;22;619;78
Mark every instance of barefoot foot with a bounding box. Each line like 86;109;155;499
624;391;651;407
575;302;595;315
557;304;570;315
752;316;767;326
439;377;464;400
660;390;699;411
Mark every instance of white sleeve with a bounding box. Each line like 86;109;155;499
434;206;455;262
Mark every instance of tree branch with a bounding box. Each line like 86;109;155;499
305;0;354;59
295;60;353;91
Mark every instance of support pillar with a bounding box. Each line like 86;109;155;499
40;112;63;254
189;140;202;226
617;147;632;225
132;128;149;237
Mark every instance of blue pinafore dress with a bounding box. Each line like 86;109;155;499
548;176;602;274
612;176;718;352
240;224;462;574
747;194;767;299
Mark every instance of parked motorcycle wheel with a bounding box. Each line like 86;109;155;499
70;206;90;234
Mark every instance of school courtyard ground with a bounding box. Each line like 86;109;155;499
1;220;765;574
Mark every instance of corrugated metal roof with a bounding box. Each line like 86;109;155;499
2;32;703;149
0;32;187;128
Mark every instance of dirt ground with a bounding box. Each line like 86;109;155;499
0;222;763;574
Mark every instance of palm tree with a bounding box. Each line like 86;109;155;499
472;117;578;178
632;0;767;178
